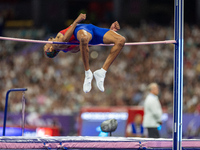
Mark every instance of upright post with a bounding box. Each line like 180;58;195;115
173;0;184;150
3;88;27;136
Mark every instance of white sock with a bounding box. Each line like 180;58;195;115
100;68;107;74
83;69;93;93
93;68;107;92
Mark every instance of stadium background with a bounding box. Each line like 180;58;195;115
0;0;200;138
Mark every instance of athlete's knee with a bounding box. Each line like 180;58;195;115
118;36;126;45
115;36;126;47
80;36;90;45
79;36;90;52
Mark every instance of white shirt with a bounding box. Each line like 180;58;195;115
143;93;162;128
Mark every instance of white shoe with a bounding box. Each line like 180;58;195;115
83;70;93;93
93;69;106;92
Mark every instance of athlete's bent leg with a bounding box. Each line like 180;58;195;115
94;30;125;92
102;30;126;70
77;30;93;93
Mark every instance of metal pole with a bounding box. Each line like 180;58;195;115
3;88;27;136
21;92;26;136
173;0;184;150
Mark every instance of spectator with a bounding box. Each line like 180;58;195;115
126;114;145;137
143;83;162;138
0;22;200;116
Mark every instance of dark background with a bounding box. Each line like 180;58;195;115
0;0;198;32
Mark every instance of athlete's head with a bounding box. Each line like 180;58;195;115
44;37;59;58
44;49;59;58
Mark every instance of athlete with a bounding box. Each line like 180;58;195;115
44;13;126;93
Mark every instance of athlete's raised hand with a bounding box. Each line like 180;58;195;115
110;21;120;32
75;13;86;23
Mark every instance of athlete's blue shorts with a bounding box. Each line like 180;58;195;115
74;24;110;45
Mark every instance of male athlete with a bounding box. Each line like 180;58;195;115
44;13;126;93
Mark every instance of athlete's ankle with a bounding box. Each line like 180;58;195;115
85;69;92;76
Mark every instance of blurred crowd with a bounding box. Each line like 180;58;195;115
0;22;200;116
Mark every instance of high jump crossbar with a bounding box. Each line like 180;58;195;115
0;36;176;46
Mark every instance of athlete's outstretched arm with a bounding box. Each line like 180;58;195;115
49;13;86;50
63;13;86;42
